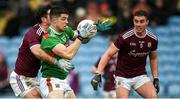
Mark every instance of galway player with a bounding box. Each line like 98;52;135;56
91;10;159;98
9;6;73;98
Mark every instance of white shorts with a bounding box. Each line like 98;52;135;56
9;71;40;97
115;75;150;90
103;90;116;98
40;77;73;98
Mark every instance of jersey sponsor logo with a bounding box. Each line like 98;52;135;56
130;42;136;46
128;50;149;57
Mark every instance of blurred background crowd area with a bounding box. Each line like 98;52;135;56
0;0;180;37
1;0;180;98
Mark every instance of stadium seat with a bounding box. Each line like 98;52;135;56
168;16;180;26
155;26;170;36
10;36;23;47
0;37;9;52
169;25;180;35
168;83;180;97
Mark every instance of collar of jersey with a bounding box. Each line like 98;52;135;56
38;24;44;32
49;26;62;35
134;28;147;38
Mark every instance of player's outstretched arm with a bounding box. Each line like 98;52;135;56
97;43;119;73
149;50;159;93
91;43;119;91
149;50;158;79
91;66;98;74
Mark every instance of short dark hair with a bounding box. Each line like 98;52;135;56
35;5;51;23
133;10;149;20
50;6;69;19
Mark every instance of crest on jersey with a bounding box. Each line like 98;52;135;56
148;42;151;48
139;41;145;48
55;84;60;88
61;35;67;43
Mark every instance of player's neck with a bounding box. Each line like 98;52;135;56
136;31;145;36
49;26;62;35
134;29;146;38
50;24;63;33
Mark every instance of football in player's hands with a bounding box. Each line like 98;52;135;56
77;19;97;39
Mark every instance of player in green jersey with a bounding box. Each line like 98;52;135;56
39;6;98;98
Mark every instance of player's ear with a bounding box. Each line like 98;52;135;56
146;19;149;25
50;16;57;24
41;17;47;23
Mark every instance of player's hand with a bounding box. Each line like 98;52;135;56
77;25;97;41
55;59;75;72
77;20;97;41
95;19;111;32
91;73;102;91
153;78;160;93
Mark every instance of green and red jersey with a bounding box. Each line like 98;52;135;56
41;26;74;79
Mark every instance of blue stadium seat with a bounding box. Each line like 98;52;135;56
172;36;180;45
0;37;9;52
19;27;29;37
11;36;23;47
168;16;180;26
158;45;171;54
147;27;156;33
169;25;180;35
155;26;170;36
168;83;180;97
91;35;109;45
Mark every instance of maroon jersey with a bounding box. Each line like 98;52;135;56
95;56;116;91
114;28;158;78
15;24;43;77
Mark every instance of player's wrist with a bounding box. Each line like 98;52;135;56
95;70;102;74
154;78;159;81
77;35;84;41
154;77;159;80
54;59;61;68
77;30;86;42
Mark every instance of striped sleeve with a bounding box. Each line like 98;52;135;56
147;31;158;51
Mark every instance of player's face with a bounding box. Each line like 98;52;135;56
56;14;69;32
133;16;149;33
